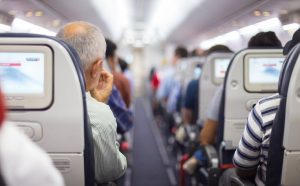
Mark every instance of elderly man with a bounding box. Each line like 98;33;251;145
57;21;127;184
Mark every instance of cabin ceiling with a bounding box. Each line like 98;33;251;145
0;0;299;45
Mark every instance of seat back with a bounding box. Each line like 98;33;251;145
199;53;233;123
223;49;284;149
218;48;284;166
266;44;300;186
0;33;94;186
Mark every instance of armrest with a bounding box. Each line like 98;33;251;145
203;145;219;168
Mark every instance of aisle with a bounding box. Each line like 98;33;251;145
131;98;173;186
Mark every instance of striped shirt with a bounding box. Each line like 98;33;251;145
233;94;281;186
86;93;127;184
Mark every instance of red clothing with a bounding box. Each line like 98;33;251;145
151;73;160;91
113;72;131;108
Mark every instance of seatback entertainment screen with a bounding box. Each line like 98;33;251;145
0;45;53;109
244;55;285;92
0;52;44;95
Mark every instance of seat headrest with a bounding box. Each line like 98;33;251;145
278;44;300;96
283;28;300;55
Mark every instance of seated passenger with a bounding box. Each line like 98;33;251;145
119;58;134;97
201;32;283;146
57;21;127;184
105;38;132;108
0;91;64;186
108;86;133;134
182;45;232;174
232;29;300;185
184;31;283;174
156;46;188;105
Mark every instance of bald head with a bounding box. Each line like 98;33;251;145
57;21;106;71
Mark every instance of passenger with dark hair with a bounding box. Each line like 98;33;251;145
184;31;283;175
183;44;233;173
105;38;131;108
190;47;205;57
205;44;233;55
174;45;188;59
248;31;282;48
156;45;188;105
118;58;134;98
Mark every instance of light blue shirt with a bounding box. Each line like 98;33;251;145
86;93;127;183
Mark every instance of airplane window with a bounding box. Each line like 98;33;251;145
244;56;284;92
0;45;53;109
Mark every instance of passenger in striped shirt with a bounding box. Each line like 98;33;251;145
233;94;281;185
233;29;300;185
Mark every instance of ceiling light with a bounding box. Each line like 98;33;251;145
239;25;259;36
283;23;300;31
253;10;261;17
52;19;60;27
0;24;11;32
91;0;131;41
279;9;288;15
255;17;281;31
12;18;55;36
25;11;33;17
263;11;271;17
35;11;43;17
149;0;204;40
8;10;17;16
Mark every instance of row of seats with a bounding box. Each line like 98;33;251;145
154;44;296;185
0;33;93;186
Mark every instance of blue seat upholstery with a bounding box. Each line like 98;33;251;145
266;44;300;186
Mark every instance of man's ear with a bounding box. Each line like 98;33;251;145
91;60;102;78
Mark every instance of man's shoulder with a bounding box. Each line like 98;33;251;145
86;94;116;125
257;94;281;110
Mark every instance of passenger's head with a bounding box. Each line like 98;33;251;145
173;46;188;64
105;38;118;72
56;21;106;91
205;45;232;56
248;31;282;48
175;46;188;58
119;58;129;73
190;48;205;57
283;28;300;55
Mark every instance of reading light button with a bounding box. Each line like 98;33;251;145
12;121;43;141
14;96;24;100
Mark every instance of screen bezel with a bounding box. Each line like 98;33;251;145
212;57;231;85
244;53;284;93
0;45;53;110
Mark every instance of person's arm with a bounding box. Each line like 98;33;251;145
200;86;223;145
199;119;218;145
233;103;264;180
108;87;133;134
122;75;131;108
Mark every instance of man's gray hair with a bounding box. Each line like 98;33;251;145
56;21;106;71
